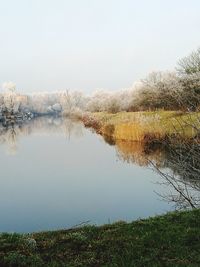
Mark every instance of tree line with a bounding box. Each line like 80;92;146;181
1;47;200;117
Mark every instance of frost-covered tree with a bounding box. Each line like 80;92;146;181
61;90;85;115
128;72;181;111
178;72;200;111
174;48;200;111
1;82;21;114
177;47;200;75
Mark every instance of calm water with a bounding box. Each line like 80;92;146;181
0;117;173;233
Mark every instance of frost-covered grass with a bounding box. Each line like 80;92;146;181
86;111;200;141
1;209;200;266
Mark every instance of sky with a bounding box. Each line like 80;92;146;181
0;0;200;93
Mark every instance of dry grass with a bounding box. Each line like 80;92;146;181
87;111;200;142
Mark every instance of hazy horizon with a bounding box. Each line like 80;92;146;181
1;0;200;93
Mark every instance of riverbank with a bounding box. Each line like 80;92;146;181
82;111;200;143
0;209;200;266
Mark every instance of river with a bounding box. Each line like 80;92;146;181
0;117;174;232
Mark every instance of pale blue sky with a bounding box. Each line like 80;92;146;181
0;0;200;93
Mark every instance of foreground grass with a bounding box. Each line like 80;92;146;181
83;111;200;142
1;209;200;266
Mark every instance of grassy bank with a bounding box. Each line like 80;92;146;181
1;209;200;266
82;111;200;142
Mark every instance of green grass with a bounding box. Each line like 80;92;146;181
1;209;200;266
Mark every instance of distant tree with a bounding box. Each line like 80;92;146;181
60;90;85;115
2;81;16;92
1;82;20;114
177;47;200;75
178;72;200;111
133;72;181;111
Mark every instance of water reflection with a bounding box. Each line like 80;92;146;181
151;143;200;210
115;140;166;167
0;117;198;232
0;118;199;210
112;137;200;210
0;116;83;154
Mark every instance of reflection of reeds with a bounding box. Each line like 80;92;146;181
115;140;166;167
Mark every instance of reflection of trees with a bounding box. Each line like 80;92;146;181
152;141;200;210
111;138;200;209
153;163;200;209
0;125;20;154
0;117;84;154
